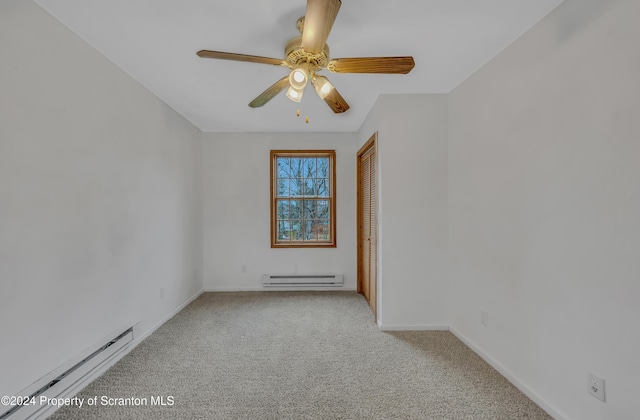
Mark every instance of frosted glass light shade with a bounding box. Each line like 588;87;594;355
286;86;304;103
312;75;334;99
289;69;308;90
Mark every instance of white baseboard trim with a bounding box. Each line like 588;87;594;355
379;324;449;331
133;289;204;343
449;327;567;420
25;288;204;420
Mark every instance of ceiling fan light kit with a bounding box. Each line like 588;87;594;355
197;0;415;114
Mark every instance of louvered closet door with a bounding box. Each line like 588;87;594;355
361;152;372;302
368;147;377;316
358;136;377;317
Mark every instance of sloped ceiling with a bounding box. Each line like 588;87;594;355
33;0;564;132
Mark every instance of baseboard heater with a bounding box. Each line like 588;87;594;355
261;274;344;287
1;327;134;420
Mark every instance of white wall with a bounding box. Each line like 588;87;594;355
448;0;640;418
202;132;357;291
358;95;449;329
0;0;203;398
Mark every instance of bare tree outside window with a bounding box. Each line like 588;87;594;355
271;150;336;247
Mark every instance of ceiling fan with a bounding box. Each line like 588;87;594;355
196;0;415;114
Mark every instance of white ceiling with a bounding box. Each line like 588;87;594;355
33;0;563;133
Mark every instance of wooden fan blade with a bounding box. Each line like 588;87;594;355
301;0;341;54
327;56;415;74
248;76;290;108
321;86;350;114
197;50;287;67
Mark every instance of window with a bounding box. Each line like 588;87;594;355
270;150;336;248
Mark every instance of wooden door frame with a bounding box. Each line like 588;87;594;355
356;132;378;318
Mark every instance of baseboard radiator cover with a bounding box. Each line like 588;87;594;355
261;274;344;287
1;327;134;420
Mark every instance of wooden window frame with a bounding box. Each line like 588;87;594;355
270;150;336;248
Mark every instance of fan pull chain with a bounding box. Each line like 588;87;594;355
295;109;309;124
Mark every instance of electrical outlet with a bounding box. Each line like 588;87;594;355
481;311;489;327
588;372;605;402
241;264;247;273
160;287;165;299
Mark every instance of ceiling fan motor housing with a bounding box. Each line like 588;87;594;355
285;36;329;72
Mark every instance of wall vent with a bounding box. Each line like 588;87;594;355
261;274;344;287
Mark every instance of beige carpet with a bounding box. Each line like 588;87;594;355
49;291;551;419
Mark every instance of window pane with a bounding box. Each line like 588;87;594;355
317;200;329;219
303;158;316;178
277;200;289;220
290;199;302;219
277;179;290;197
303;200;316;221
309;178;318;197
317;158;329;178
277;158;291;178
291;220;302;240
304;221;317;240
303;179;315;197
290;178;303;196
315;220;330;240
290;158;303;177
316;178;329;197
278;220;290;241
